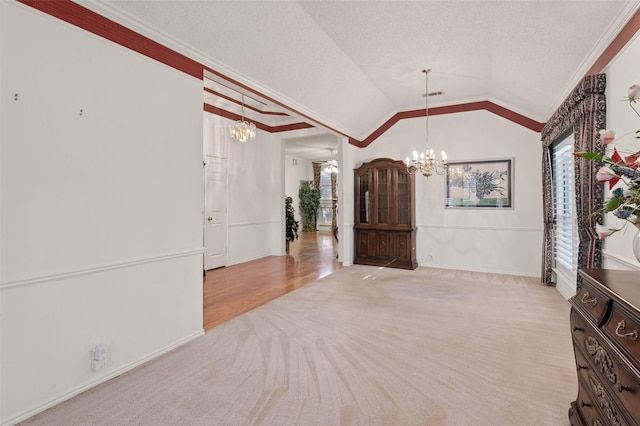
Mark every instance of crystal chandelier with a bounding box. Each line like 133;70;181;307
405;69;447;177
324;160;339;174
324;149;339;174
230;95;256;142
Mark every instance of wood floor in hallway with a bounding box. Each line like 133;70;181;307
203;230;342;330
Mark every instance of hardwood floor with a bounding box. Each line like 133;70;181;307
203;230;342;330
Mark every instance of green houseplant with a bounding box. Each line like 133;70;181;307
298;180;321;232
285;196;299;252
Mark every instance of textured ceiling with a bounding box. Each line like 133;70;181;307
90;0;639;146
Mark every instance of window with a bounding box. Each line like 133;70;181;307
552;133;578;279
318;170;333;226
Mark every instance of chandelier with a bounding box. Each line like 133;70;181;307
324;149;339;174
405;68;447;177
230;95;256;142
324;160;339;174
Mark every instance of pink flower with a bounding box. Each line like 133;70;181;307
596;166;621;190
596;224;616;239
628;84;640;103
596;166;616;181
598;129;616;145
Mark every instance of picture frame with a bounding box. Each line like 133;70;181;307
445;158;513;208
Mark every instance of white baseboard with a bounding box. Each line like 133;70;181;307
418;262;540;278
555;276;576;300
3;330;205;426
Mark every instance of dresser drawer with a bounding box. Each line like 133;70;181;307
571;269;640;426
585;371;630;426
577;332;640;424
571;307;590;341
575;279;612;326
604;304;640;368
573;384;607;426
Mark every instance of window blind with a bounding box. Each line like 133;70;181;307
553;135;578;276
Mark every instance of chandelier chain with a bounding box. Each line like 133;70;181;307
424;69;429;152
404;68;447;177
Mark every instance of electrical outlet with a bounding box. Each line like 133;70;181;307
91;345;107;372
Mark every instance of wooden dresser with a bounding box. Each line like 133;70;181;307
569;268;640;426
353;158;417;270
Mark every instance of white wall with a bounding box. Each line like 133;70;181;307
601;30;640;271
351;110;543;276
226;126;283;263
1;3;204;424
203;111;283;264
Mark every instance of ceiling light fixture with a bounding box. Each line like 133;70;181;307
324;149;339;174
405;68;447;177
230;94;256;142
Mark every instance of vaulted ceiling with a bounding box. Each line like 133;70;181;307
87;0;639;153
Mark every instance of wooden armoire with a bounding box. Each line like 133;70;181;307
354;158;417;270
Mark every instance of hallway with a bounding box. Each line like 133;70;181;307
203;231;342;330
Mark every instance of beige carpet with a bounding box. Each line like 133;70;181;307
21;265;577;425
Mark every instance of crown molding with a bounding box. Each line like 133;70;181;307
543;2;640;121
22;1;633;148
74;0;354;140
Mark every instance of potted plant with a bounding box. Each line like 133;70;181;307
285;196;299;253
575;83;640;261
298;180;321;232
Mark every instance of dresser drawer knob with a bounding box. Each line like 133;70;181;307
577;364;587;371
615;383;631;393
615;320;639;341
573;326;584;332
580;400;592;408
581;292;597;305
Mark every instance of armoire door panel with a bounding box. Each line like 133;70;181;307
356;231;372;258
396;232;411;261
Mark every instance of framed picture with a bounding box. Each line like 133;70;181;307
445;158;513;208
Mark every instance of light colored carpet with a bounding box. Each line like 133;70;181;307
21;265;576;425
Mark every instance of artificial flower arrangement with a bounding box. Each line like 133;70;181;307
574;84;640;240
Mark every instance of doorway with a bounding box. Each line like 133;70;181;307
204;156;227;270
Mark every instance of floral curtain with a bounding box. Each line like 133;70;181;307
331;172;338;240
313;162;321;189
540;74;606;284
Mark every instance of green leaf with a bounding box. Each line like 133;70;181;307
604;197;625;212
575;152;603;161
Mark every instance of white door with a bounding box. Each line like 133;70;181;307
204;156;227;270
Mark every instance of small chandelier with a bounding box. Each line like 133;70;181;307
405;68;447;177
230;95;256;142
324;160;339;174
324;149;339;174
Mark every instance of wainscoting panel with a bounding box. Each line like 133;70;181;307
1;247;204;425
417;224;543;277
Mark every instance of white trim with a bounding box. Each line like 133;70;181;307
542;2;640;121
602;249;640;271
418;224;542;232
416;263;540;279
553;267;577;300
0;249;205;289
3;330;205;426
228;220;280;228
74;0;353;139
555;277;577;301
